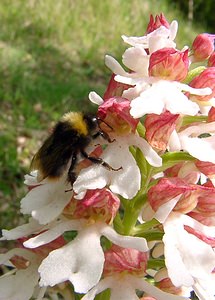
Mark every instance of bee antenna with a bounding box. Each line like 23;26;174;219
97;116;114;131
95;116;115;143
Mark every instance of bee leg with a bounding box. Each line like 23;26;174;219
92;131;115;143
65;153;77;192
81;150;122;171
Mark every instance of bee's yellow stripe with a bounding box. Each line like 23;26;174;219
61;112;88;135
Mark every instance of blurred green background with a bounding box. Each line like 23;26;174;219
0;0;214;229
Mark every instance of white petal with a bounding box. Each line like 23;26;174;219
0;248;35;265
114;75;146;85
106;141;141;199
122;46;149;76
148;35;176;53
154;195;182;223
130;80;200;117
75;135;161;199
130;93;164;116
133;276;189;300
169;20;178;41
89;91;104;105
164;87;199;115
129;134;162;167
1;218;44;240
110;284;139;300
181;214;215;237
105;55;128;76
121;34;148;47
24;219;83;248
179;83;212;96
0;264;39;300
21;178;72;224
100;224;148;252
193;279;215;300
180;136;215;164
39;225;104;293
81;277;113;300
164;232;194;287
163;213;215;287
73;165;108;197
168;130;181;151
179;122;215;136
122;81;149;100
74;138;141;199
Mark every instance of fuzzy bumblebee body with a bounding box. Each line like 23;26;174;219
31;112;100;184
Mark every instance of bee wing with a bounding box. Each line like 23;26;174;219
30;134;67;182
31;135;74;181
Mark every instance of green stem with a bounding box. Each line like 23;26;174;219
147;259;165;269
137;230;164;241
122;202;140;235
113;211;124;234
133;219;159;235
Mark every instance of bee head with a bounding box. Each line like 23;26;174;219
83;114;99;134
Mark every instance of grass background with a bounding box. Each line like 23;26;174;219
0;0;208;229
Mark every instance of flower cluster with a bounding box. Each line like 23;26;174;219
1;13;215;300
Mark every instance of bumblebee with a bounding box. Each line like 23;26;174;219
31;112;119;186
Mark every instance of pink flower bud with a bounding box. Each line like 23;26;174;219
146;13;170;34
173;190;198;214
164;162;200;184
17;236;66;260
67;189;120;224
195;160;215;177
148;48;189;81
148;177;196;212
103;245;148;277
189;67;215;102
98;97;139;134
208;51;215;67
145;111;179;150
208;106;215;122
10;254;29;270
188;211;215;226
104;73;130;99
164;163;184;177
196;183;215;217
157;278;183;295
192;34;215;62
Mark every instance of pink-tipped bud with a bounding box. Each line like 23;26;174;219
145;111;179;151
148;177;196;213
188;211;215;226
146;13;170;34
196;183;215;217
98;97;139;134
189;67;215;102
192;34;215;62
68;189;120;224
104;73;130;99
10;255;29;270
208;51;215;67
149;48;189;81
103;245;148;277
17;236;66;259
195;160;215;177
157;278;184;295
208;107;215;122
